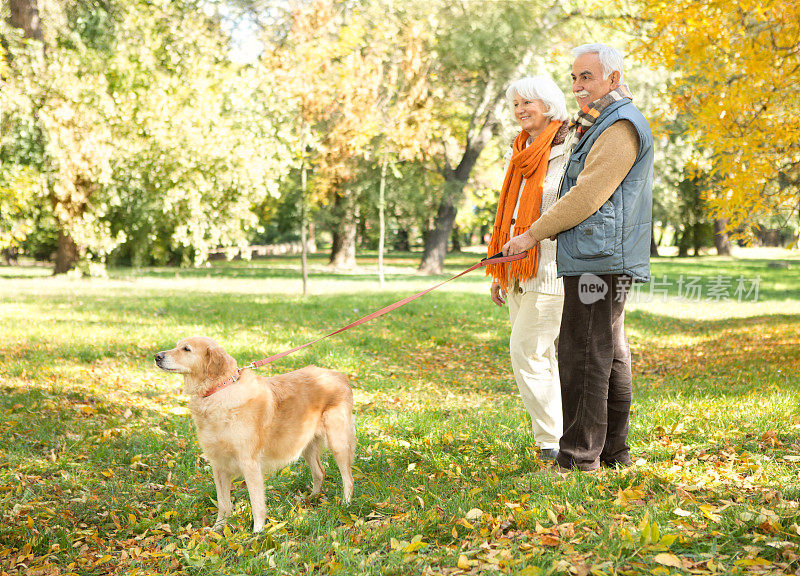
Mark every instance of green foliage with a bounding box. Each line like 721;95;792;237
1;0;292;269
103;0;293;265
0;165;36;250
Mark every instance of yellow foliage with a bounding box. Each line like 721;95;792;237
266;0;437;202
631;0;800;231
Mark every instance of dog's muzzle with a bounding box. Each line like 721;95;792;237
154;351;171;370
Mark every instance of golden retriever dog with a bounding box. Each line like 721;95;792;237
154;336;355;532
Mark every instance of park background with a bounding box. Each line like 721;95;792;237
1;1;799;575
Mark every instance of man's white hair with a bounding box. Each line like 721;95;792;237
505;75;568;122
573;43;625;83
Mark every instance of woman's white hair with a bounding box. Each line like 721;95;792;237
572;43;625;83
505;75;568;122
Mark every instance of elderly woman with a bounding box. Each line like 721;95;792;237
486;75;569;461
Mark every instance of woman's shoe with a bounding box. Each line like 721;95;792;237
540;448;559;461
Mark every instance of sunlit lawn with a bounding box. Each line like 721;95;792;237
1;248;799;575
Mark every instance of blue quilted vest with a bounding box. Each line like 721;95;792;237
556;98;653;282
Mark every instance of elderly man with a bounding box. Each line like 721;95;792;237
503;43;653;472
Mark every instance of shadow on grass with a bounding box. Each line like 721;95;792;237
4;288;798;403
105;252;490;282
628;310;800;395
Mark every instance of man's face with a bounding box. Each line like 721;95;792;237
571;52;620;109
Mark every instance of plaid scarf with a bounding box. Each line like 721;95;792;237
569;85;633;140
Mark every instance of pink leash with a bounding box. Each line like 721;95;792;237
202;251;526;397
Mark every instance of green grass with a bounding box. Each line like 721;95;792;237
1;249;799;575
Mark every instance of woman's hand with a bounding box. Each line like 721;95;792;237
490;281;506;307
502;230;538;256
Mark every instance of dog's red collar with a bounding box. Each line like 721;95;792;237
202;369;242;398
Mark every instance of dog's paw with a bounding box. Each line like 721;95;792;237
252;522;265;533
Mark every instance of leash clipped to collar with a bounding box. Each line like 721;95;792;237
203;371;241;398
202;251;526;397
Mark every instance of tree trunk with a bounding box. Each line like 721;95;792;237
419;77;504;274
54;231;79;274
692;221;703;256
650;227;659;257
307;221;316;252
677;227;690;257
418;179;463;274
9;0;43;40
329;189;358;269
713;218;732;255
394;228;410;252
300;162;309;295
377;154;388;288
2;247;20;265
451;224;462;252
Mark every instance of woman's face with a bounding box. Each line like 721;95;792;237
512;95;549;135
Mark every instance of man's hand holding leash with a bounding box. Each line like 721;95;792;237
491;232;538;307
502;230;539;258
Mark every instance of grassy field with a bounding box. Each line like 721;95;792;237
1;249;799;575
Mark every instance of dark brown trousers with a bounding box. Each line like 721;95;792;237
556;274;632;471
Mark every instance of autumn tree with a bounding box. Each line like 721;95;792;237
392;0;575;274
355;2;438;281
261;0;438;270
262;0;375;269
629;0;800;240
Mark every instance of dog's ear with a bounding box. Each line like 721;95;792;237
205;346;236;381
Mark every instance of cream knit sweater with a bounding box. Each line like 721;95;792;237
502;141;568;296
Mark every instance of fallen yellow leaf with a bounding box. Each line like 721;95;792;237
465;508;482;521
547;508;558;524
653;553;682;568
735;558;771;566
699;504;721;522
540;535;560;547
403;535;426;553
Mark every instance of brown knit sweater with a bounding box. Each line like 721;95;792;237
526;120;640;243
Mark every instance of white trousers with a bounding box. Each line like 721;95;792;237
507;288;564;449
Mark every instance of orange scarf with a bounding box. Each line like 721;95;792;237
486;120;562;291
